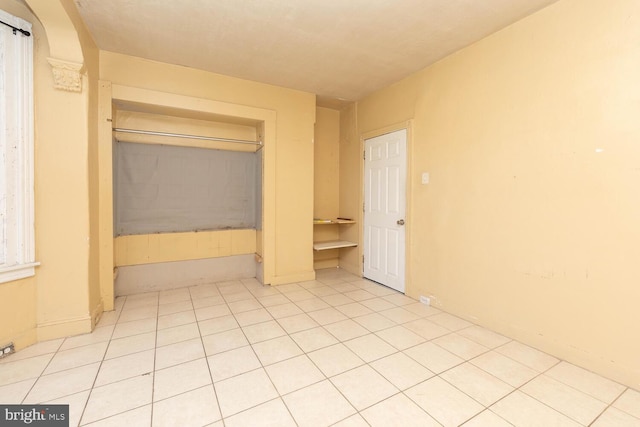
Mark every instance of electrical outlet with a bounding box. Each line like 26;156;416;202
419;295;431;305
0;343;15;359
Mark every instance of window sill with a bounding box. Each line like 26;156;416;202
0;262;40;284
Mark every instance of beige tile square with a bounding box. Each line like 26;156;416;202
123;293;158;310
112;318;156;339
153;385;221;427
361;284;397;297
521;375;609;425
402;302;442;317
24;362;99;403
276;313;319;334
242;320;286;344
153;358;212;402
155;337;205;370
276;283;304;293
195;304;232;321
322;294;356;307
379;307;420;324
428;312;473;331
375;325;425;350
266;303;304;319
308;286;339;297
370;352;433;390
405;341;463;374
344;334;397;363
250;286;281;298
81;375;153;425
471;350;538;388
404;318;450;340
202;329;248;356
331;365;398;410
44;342;108;375
343;289;377;302
198;314;239;336
104;331;156;360
294;297;331;312
406;377;483;427
192;295;226;309
457;325;510;349
208;346;261;382
223;291;255;303
257;294;291;307
433;333;489;360
335;302;374;317
80;405;151;427
614;388;640;419
0;378;36;403
224;398;297;427
307;307;348;325
283;380;356;427
189;284;221;299
329;414;369;427
307;344;364;377
290;327;339;352
59;325;115;351
156;322;200;347
546;361;626;404
361;393;440;427
118;305;158;323
324;319;370;342
491;390;581;427
234;308;274;326
331;283;359;293
252;336;303;366
352;313;397;332
440;363;513;406
157;310;196;330
462;410;513;427
0;354;52;386
228;298;262;314
96;311;119;327
95;350;154;387
285;289;315;302
215;369;278;417
359;298;397;312
496;341;559;372
157;300;193;316
592;407;640;427
382;294;416;306
158;288;191;304
265;355;325;395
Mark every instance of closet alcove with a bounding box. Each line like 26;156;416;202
100;85;275;297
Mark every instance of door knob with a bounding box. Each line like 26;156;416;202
397;219;405;225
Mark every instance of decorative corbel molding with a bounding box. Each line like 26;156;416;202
47;57;84;92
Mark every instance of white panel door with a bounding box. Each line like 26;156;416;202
363;129;407;292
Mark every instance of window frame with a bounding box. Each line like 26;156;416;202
0;9;37;284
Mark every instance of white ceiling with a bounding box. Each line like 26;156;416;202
74;0;558;103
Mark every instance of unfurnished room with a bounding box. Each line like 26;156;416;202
0;0;638;426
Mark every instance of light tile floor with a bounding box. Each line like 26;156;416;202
1;268;639;426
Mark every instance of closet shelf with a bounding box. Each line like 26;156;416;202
313;240;358;251
313;218;356;225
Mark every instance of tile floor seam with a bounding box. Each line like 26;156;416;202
585;387;631;427
191;289;224;426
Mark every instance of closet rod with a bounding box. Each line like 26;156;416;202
113;128;262;146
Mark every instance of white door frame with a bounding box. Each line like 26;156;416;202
361;121;413;294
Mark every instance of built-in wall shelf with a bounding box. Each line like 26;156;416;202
313;218;356;225
313;240;358;251
313;218;357;251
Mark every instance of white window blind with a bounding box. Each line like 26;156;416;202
0;9;37;283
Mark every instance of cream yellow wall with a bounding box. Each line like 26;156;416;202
353;0;640;388
115;230;256;266
0;0;99;348
313;107;341;269
100;52;316;285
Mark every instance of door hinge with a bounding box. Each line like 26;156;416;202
362;255;365;264
363;201;365;212
363;150;366;160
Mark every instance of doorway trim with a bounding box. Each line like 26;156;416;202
361;120;414;295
